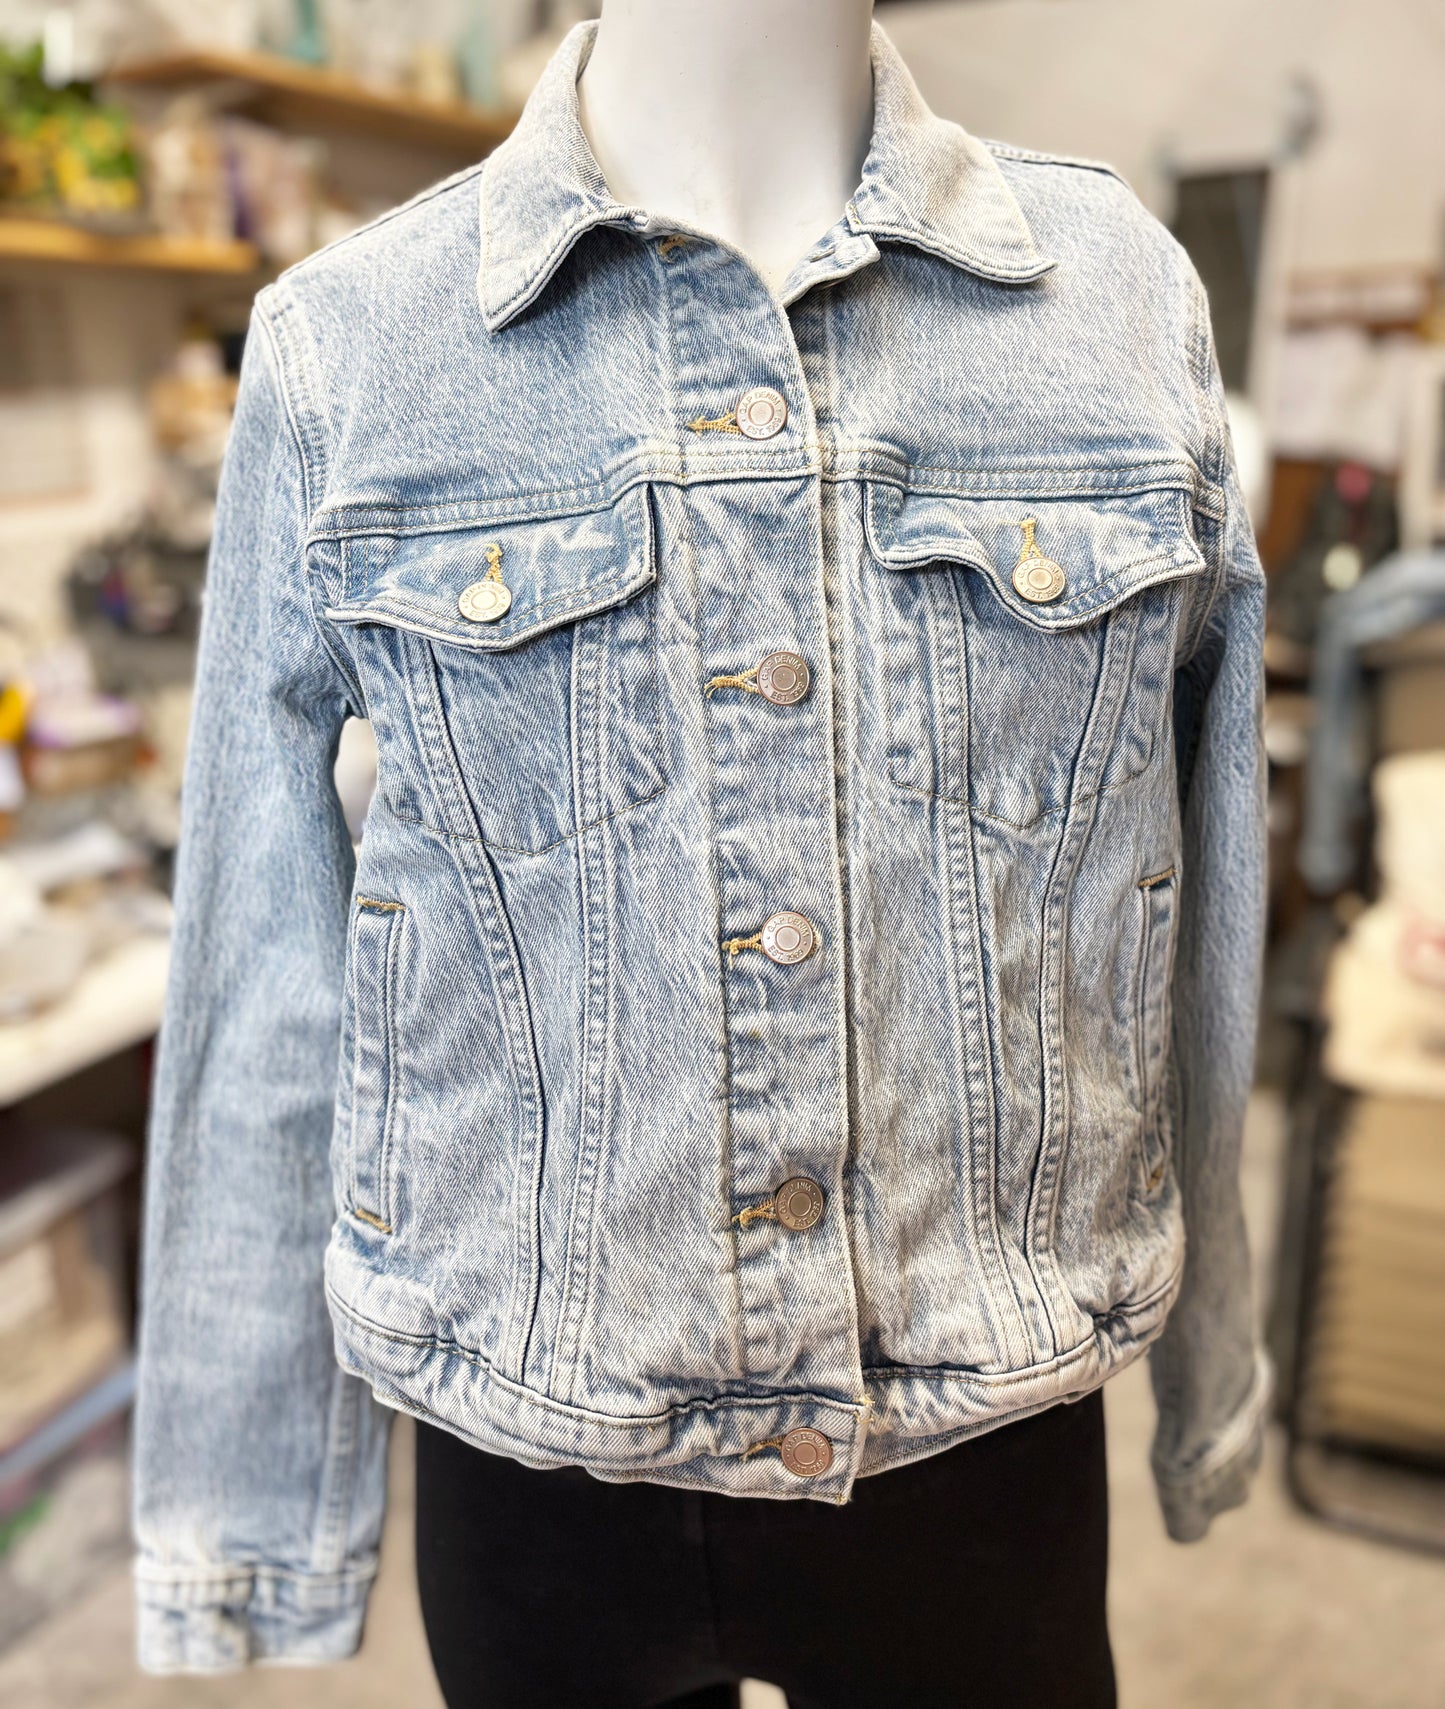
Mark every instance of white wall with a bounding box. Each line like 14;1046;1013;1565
881;0;1445;275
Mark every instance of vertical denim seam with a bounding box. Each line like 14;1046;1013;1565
873;525;1038;1363
254;295;366;725
536;610;594;1395
252;290;325;512
551;751;608;1405
801;290;871;1404
835;478;872;1300
940;575;1039;1369
547;611;592;1398
1177;268;1231;669
409;635;479;843
1151;645;1215;1441
404;631;547;1380
552;486;669;1406
326;538;368;716
913;565;1028;1364
1030;601;1144;1341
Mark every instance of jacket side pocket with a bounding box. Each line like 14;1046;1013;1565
1134;867;1179;1201
347;897;405;1233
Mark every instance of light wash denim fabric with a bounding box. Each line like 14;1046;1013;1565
130;16;1275;1673
1300;548;1445;893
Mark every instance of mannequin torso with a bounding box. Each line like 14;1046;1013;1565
577;0;876;297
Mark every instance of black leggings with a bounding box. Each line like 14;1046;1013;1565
414;1387;1116;1709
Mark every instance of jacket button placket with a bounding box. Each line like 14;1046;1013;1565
663;236;862;1450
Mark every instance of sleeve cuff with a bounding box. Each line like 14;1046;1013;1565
1151;1342;1275;1543
133;1559;378;1674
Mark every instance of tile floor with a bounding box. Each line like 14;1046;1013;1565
2;1091;1442;1709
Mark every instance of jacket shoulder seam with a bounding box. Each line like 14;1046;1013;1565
250;296;318;524
1178;266;1232;664
980;138;1132;186
250;298;363;713
274;158;489;287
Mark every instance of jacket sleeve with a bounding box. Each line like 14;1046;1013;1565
129;293;395;1672
1146;267;1276;1542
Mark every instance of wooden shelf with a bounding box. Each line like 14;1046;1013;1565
0;933;170;1106
105;48;520;155
0;217;260;274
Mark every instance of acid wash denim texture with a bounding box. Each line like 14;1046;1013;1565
131;15;1275;1672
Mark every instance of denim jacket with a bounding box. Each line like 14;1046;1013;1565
131;16;1275;1673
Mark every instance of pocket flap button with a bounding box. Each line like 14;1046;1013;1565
458;579;513;622
1011;517;1066;604
458;541;513;622
1013;556;1066;603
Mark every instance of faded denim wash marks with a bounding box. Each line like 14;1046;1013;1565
130;15;1276;1674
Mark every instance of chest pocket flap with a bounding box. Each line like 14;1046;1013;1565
324;481;657;651
318;483;666;855
863;479;1209;630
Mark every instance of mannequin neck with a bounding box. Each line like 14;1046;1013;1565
577;0;875;297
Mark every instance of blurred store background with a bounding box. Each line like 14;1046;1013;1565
0;1;1442;1705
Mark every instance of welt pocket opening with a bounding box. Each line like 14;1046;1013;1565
346;895;407;1235
1133;866;1180;1200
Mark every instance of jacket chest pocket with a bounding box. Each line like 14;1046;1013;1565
323;484;667;855
862;479;1210;830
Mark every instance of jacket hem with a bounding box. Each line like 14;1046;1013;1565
132;1558;376;1675
321;1247;1186;1503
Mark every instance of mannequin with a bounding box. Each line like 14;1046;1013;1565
411;7;1119;1708
576;0;875;299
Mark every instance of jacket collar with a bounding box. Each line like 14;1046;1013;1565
477;16;1055;335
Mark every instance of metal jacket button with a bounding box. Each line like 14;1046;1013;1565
756;651;810;705
459;543;513;621
780;1427;833;1478
458;579;512;621
773;1176;824;1231
760;912;816;964
1011;519;1066;603
1013;556;1066;603
735;385;788;439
